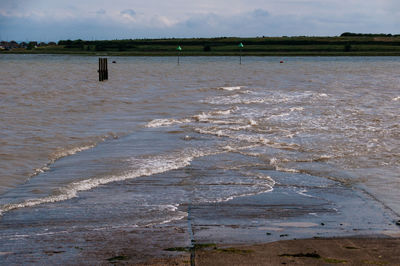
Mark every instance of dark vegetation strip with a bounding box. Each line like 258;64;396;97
3;33;400;56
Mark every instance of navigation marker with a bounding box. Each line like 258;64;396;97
177;46;182;65
238;43;244;64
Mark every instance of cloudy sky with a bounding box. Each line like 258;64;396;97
1;0;399;41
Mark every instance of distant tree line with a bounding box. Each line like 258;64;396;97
57;36;400;52
340;32;400;37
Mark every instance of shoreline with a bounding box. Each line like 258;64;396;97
1;161;399;264
2;51;400;56
3;34;400;57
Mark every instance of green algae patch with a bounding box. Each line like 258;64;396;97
279;252;349;264
279;252;321;259
218;247;254;254
194;243;217;250
164;247;189;252
361;260;389;265
344;246;359;249
107;255;129;262
324;258;347;264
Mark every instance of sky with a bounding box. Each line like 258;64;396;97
1;0;399;41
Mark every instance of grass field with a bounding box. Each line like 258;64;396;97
3;35;400;56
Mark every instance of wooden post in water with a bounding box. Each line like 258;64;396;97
98;58;108;81
99;58;102;81
105;58;108;80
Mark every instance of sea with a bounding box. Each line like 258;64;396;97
0;54;399;230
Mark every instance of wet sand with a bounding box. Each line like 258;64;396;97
135;238;400;265
194;237;400;266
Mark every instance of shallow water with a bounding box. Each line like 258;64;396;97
0;55;399;224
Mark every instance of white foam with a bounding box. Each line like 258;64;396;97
243;135;300;150
211;107;238;115
206;120;237;125
289;107;304;112
200;172;275;204
237;151;262;157
275;166;300;173
266;112;291;120
266;107;304;121
297;189;314;198
34;230;69;236
230;125;252;131
158;204;179;212
193;112;209;122
393;96;400;101
194;127;230;137
204;95;267;105
53;144;96;158
270;157;299;173
0;143;277;217
194;128;300;151
30;144;98;178
33;166;50;175
205;91;322;106
0;149;216;216
201;188;274;204
222;144;259;153
193;107;238;122
317;154;333;161
144;211;188;227
270;157;279;166
145;118;191;128
218;86;242;91
249;119;258;126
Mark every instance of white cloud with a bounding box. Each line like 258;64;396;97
0;0;399;41
96;9;106;15
120;9;136;18
252;9;269;18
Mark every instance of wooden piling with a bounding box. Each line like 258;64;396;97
105;58;108;80
98;58;108;81
98;58;101;81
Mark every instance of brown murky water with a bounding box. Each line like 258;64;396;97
0;55;399;218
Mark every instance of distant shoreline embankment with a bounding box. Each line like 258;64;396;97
2;34;400;56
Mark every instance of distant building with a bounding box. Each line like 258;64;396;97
28;41;38;49
0;41;22;50
0;41;7;49
20;42;28;48
9;41;19;49
1;41;11;50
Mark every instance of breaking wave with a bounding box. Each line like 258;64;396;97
0;148;215;216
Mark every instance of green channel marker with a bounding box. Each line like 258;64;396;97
177;46;182;65
238;43;244;64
